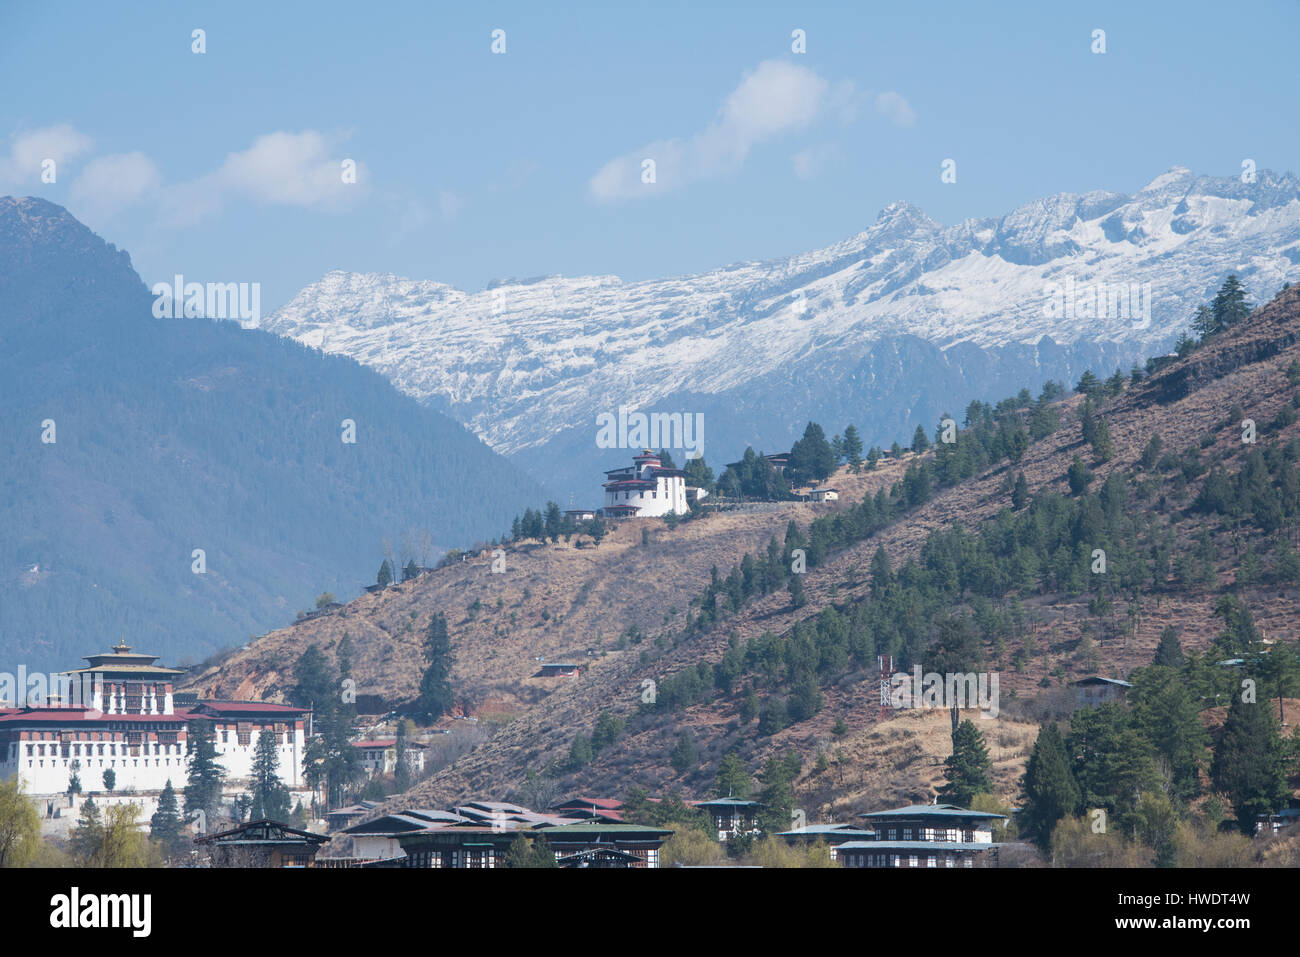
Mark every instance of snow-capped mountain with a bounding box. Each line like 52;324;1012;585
259;167;1300;495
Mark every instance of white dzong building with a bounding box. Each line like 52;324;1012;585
602;450;690;517
0;641;307;804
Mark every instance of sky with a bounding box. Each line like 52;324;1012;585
2;0;1298;311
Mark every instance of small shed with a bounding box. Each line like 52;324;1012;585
1072;676;1132;708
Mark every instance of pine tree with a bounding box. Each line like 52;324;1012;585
1075;370;1101;396
1211;692;1290;834
1211;274;1251;331
1019;723;1079;849
590;712;624;753
789;422;836;485
1129;667;1206;801
529;833;559;867
787;573;806;609
1091;418;1114;464
683;455;715;492
403;558;419;581
567;732;593;770
336;632;353;680
670;731;699;774
102;768;115;793
757;751;801;833
376;559;393;587
912;424;931;453
1152;626;1184;668
504;833;534;868
870;544;892;595
150;779;185;858
70;796;103;866
394;720;412;793
715;752;751;798
1067;455;1092;495
291;643;336;716
1080;401;1098;446
939;720;993;806
249;728;292;823
183;718;225;825
1191;304;1218;339
417;612;454;718
588;516;607;547
1011;472;1029;510
842;424;864;472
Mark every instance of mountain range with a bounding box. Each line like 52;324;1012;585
259;167;1300;498
0;197;544;672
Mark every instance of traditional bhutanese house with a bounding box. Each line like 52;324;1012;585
602;450;690;518
809;487;839;502
451;801;535;826
195;819;330;868
396;826;523;868
859;804;1004;843
325;800;381;832
777;823;877;860
565;509;597;521
352;739;428;777
342;809;470;860
841;803;1006;868
1072;676;1132;709
692;798;764;842
536;822;673;868
836;839;1001;869
557;847;645;868
724;451;791;475
550;797;625;822
537;662;587;678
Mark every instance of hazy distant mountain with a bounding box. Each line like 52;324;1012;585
0;197;545;672
261;167;1300;495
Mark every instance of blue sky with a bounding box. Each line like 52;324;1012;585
3;0;1297;309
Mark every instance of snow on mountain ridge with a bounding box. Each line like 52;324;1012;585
260;168;1300;455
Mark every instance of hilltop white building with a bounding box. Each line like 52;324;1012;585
602;450;691;517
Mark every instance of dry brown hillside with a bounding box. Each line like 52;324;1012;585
184;284;1300;820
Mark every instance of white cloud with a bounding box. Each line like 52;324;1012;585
160;130;365;226
0;124;93;189
68;152;161;222
874;91;917;127
589;60;833;202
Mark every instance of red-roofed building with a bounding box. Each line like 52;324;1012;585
0;641;309;807
602;450;690;517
